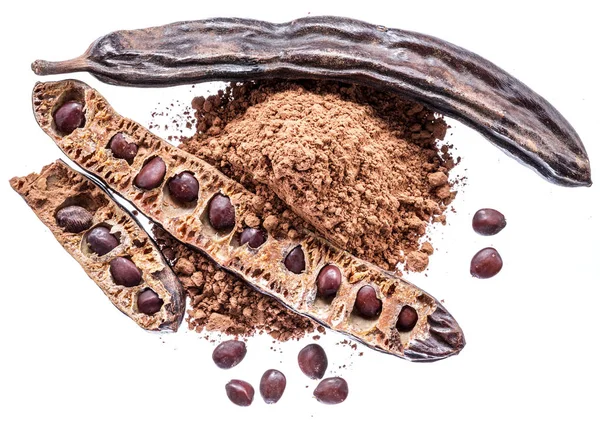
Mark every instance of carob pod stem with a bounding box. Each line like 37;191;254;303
31;16;591;187
10;160;185;332
32;79;465;362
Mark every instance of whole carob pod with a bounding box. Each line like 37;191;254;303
32;79;465;362
9;160;185;331
32;16;591;186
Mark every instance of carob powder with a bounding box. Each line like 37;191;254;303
152;79;458;339
182;80;456;272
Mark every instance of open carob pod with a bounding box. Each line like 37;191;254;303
10;159;185;332
31;16;590;186
32;79;465;361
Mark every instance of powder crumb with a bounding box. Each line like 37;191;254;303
406;251;430;272
421;241;434;255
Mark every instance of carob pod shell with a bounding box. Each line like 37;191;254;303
9;160;185;332
32;79;465;362
31;16;591;187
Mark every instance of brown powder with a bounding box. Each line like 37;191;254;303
153;226;317;340
182;80;456;271
150;79;458;339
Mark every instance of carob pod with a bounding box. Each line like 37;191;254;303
9;160;185;332
31;17;591;187
32;79;465;361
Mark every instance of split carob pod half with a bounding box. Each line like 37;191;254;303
10;160;185;332
32;79;465;362
31;17;591;187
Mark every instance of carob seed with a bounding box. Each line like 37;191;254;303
109;257;142;287
168;171;199;203
53;101;84;134
137;288;163;315
134;157;166;190
55;205;93;233
86;226;119;256
225;380;254;407
396;305;418;332
109;133;138;163
472;208;506;235
208;193;235;230
239;227;267;248
259;369;286;404
470;247;503;278
313;377;349;404
212;340;247;369
284;245;305;274
354;285;382;319
316;265;342;298
298;343;328;379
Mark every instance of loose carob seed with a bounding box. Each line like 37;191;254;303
298;344;328;379
472;208;506;235
56;205;93;233
212;340;247;369
313;377;349;405
396;305;419;332
471;247;503;279
225;380;254;407
54;101;85;134
260;369;286;404
86;226;119;256
182;80;458;273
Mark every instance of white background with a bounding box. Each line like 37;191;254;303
1;1;598;432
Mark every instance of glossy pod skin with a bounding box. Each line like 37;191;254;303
9;160;185;332
31;17;590;187
32;79;465;362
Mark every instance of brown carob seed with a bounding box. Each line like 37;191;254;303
225;380;254;406
472;208;507;235
212;340;247;369
109;257;142;287
298;344;328;379
134;157;166;190
56;205;93;233
53;101;84;134
86;226;119;256
259;369;286;404
284;246;305;274
354;285;382;319
313;377;349;404
471;247;503;278
109;133;138;163
396;306;419;332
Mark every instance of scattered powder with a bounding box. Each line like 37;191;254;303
181;80;457;272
